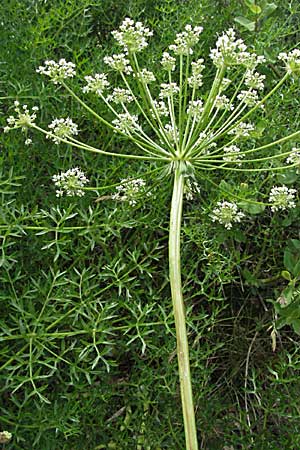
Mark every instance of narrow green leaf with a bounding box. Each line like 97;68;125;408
234;16;256;31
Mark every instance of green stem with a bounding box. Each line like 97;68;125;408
169;166;198;450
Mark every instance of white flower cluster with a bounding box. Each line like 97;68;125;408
228;121;255;138
161;52;176;71
215;94;233;110
151;100;169;117
211;201;245;229
188;58;205;88
111;17;153;53
47;118;79;144
107;88;133;104
220;78;232;92
184;178;200;200
159;82;180;98
164;123;178;144
223;145;244;165
237;90;260;107
169;24;203;55
187;99;204;121
278;49;300;74
36;59;76;84
112;113;139;134
286;148;300;171
112;178;148;206
135;68;156;83
4;100;38;133
82;73;110;95
244;70;265;91
210;28;265;68
269;185;297;212
52;167;89;197
103;53;132;74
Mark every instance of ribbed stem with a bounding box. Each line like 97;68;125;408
169;166;198;450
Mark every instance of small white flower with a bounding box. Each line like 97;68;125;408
223;145;244;165
161;52;176;71
187;99;204;121
47;118;79;144
278;49;300;75
5;103;39;132
228;121;255;138
151;99;169;117
159;82;180;98
164;123;178;144
269;185;297;212
184;178;200;200
135;68;156;83
82;73;109;95
215;94;234;110
112;113;139;134
111;18;153;53
112;178;149;206
210;28;264;69
36;59;76;84
106;88;133;104
237;90;260;107
52;167;89;197
286;148;300;171
169;24;203;55
244;70;265;91
25;138;32;145
211;201;245;229
187;74;203;88
103;53;133;74
220;78;232;92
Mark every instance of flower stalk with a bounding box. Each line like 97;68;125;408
169;165;198;450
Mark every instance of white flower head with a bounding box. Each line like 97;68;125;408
169;24;203;55
237;90;261;107
269;185;297;212
164;123;179;144
187;74;203;88
286;148;300;172
151;99;169;117
278;49;300;75
187;99;204;121
112;113;139;134
244;70;265;91
36;59;76;84
161;52;176;71
82;73;110;95
211;201;245;229
111;18;153;53
188;60;205;87
106;88;133;104
184;178;200;200
210;28;264;68
159;82;180;98
135;68;156;83
223;145;244;165
215;94;234;110
103;53;133;74
228;121;255;138
5;102;39;132
52;167;89;197
47;118;79;144
112;178;149;206
220;78;232;92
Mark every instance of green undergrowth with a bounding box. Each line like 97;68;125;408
1;0;300;448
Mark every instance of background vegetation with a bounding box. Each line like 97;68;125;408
1;0;300;448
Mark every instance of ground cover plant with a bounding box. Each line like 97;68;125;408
1;1;300;449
